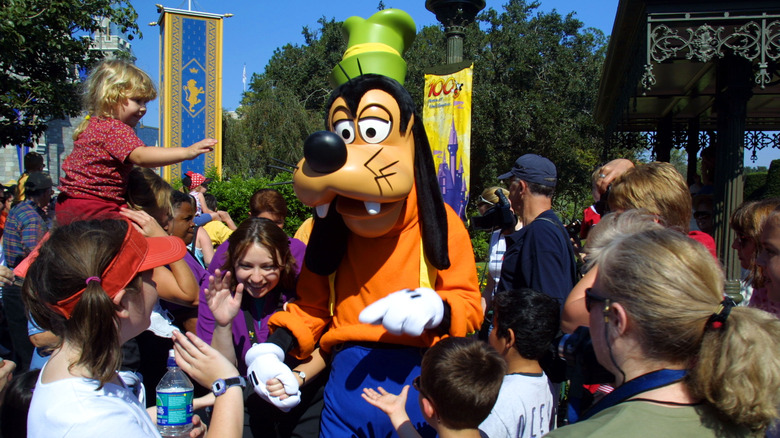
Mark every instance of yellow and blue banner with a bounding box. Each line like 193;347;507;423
423;62;473;219
158;8;224;182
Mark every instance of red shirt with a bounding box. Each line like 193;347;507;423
59;117;146;203
580;205;601;239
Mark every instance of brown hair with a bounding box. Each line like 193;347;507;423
420;337;505;430
126;167;174;225
73;59;157;139
593;228;780;432
222;217;297;291
249;189;288;218
22;220;141;387
608;162;691;232
730;198;780;288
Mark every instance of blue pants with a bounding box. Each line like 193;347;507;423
320;343;436;438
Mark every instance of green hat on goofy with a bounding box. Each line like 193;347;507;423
330;9;416;87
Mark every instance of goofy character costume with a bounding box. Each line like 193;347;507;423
244;9;482;437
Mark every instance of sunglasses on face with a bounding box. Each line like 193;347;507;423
413;376;426;397
585;288;611;313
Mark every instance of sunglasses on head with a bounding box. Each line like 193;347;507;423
585;288;611;313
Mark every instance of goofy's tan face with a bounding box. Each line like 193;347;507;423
293;89;416;237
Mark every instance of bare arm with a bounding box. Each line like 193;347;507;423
128;139;216;168
561;266;598;334
155;260;200;306
195;229;214;266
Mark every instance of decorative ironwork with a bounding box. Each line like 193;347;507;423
641;13;780;91
745;131;780;162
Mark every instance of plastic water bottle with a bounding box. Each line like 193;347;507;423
156;349;194;437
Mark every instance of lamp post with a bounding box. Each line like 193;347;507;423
425;0;485;64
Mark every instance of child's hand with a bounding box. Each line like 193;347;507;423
362;385;410;422
187;138;217;159
266;377;291;400
172;330;239;389
205;269;242;327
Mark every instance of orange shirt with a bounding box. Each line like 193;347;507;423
269;191;482;359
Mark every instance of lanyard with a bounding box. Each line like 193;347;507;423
242;297;266;345
580;369;688;421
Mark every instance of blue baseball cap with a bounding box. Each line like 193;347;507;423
498;154;557;187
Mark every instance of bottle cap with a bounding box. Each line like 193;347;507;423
167;349;176;367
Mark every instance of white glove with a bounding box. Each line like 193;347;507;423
359;288;444;336
244;343;301;412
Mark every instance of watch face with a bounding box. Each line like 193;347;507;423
212;379;226;396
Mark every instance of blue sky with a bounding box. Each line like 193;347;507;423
128;0;778;167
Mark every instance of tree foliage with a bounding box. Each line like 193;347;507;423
0;0;139;147
228;0;636;220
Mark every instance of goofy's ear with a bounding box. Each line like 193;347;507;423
304;205;349;275
413;118;450;270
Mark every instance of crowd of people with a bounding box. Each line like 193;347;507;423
0;56;778;438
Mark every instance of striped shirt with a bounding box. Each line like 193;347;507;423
3;200;49;269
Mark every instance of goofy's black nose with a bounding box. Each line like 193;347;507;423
303;131;347;174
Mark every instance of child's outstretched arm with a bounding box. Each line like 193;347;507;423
362;386;421;438
172;330;243;438
128;138;217;168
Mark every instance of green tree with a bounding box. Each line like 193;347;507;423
232;0;622;223
0;0;139;146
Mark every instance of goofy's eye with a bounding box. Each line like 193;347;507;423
358;118;391;144
333;120;355;144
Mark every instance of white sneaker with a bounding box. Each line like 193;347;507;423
147;300;179;338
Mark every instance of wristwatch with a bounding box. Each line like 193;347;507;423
211;376;247;397
292;370;306;384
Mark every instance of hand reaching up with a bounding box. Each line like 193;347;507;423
205;269;243;328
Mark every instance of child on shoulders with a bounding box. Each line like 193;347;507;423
57;59;216;225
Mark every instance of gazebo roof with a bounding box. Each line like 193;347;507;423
596;0;780;134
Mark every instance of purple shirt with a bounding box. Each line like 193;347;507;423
199;237;305;373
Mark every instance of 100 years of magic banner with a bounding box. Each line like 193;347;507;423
423;63;473;219
158;9;223;182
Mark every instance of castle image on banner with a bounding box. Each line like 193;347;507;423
435;121;468;218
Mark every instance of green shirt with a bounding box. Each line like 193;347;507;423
545;401;752;438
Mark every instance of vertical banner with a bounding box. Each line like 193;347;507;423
158;8;223;183
423;62;473;219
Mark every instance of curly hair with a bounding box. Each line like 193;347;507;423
73;59;156;140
